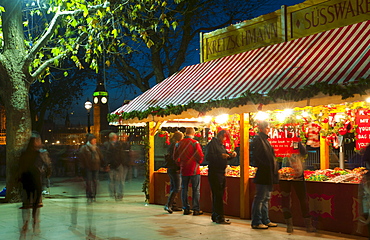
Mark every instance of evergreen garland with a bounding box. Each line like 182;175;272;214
108;77;370;122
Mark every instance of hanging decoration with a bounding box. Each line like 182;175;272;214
108;77;370;122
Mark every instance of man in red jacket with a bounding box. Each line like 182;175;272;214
173;127;204;215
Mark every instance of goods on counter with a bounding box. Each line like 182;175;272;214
156;166;366;183
304;167;367;183
157;167;167;173
200;166;208;176
278;167;295;180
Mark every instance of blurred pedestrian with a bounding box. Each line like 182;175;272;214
206;130;236;224
250;121;279;229
164;131;184;213
103;132;119;199
279;141;316;233
78;134;104;203
173;127;204;215
18;132;51;238
117;132;131;198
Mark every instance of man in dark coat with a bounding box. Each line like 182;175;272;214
206;130;236;224
250;121;279;229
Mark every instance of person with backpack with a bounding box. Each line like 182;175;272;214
173;127;204;215
164;131;184;213
206;130;236;224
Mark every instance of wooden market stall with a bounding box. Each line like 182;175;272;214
109;0;370;236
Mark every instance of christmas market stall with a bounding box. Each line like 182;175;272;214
109;0;370;236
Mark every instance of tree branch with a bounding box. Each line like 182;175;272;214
23;2;110;73
30;53;66;79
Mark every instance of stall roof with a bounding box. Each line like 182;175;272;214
113;21;370;119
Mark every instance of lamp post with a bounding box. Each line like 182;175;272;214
84;98;92;133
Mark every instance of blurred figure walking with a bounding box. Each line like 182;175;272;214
79;134;104;203
18;132;52;238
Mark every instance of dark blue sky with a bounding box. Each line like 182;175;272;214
69;0;305;125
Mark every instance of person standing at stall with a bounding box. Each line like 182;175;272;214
206;130;237;224
164;131;184;213
79;134;104;203
250;121;279;229
173;127;204;215
18;132;52;237
279;141;316;233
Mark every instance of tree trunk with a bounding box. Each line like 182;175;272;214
2;70;31;202
0;0;32;202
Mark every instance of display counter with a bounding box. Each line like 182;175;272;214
154;172;368;237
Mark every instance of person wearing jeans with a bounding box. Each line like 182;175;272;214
181;175;201;213
250;121;279;229
251;184;273;227
164;131;184;213
173;127;204;216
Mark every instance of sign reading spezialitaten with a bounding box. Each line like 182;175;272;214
201;13;282;62
290;0;370;39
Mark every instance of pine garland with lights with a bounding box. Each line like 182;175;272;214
108;77;370;122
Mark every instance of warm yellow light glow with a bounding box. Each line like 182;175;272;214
302;111;309;118
56;140;60;144
366;97;370;103
203;116;213;123
255;111;269;121
215;114;229;124
283;108;293;116
276;112;285;122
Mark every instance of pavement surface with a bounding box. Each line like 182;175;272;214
0;176;368;240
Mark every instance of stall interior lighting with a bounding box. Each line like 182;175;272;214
215;114;229;124
202;116;213;123
255;111;269;121
366;97;370;103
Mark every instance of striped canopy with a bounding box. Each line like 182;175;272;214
113;21;370;116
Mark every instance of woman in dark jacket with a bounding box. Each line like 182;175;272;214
164;131;184;213
19;132;51;237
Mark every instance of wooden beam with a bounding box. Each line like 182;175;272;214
148;121;156;204
239;113;250;219
320;123;330;169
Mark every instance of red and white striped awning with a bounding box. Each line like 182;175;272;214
113;20;370;116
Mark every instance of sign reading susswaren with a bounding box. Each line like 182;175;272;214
290;0;370;39
201;0;370;62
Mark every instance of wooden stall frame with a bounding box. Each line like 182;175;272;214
239;113;250;218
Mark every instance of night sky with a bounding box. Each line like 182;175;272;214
69;0;305;125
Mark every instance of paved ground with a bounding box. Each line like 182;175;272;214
0;176;367;240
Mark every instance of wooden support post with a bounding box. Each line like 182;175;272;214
148;121;156;204
320;123;330;169
240;113;250;219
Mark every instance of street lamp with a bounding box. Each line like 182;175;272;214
85;98;92;133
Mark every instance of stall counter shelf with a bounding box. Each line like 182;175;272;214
154;172;368;237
